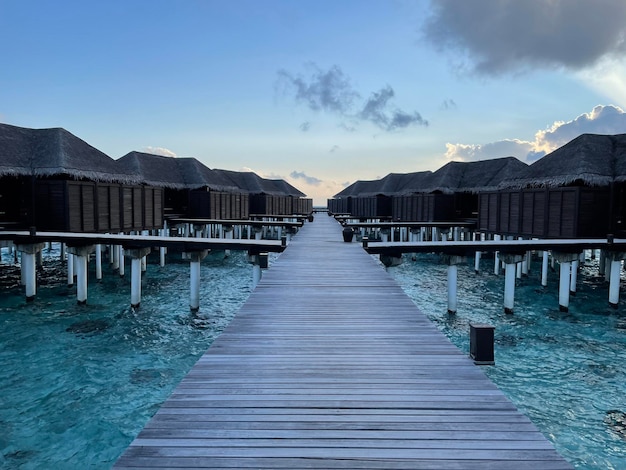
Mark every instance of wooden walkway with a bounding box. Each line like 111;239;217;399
114;215;572;469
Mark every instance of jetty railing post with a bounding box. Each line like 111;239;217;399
182;249;209;312
16;243;44;301
67;245;95;305
500;253;523;314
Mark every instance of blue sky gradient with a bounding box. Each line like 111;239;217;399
2;0;626;204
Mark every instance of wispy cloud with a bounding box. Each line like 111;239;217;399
422;0;626;76
359;86;428;131
444;104;626;162
142;146;177;157
277;64;358;114
290;170;323;186
440;98;457;110
329;145;340;153
277;63;428;132
299;121;311;132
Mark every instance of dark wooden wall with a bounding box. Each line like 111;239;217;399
478;187;611;238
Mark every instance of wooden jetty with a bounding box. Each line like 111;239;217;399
114;214;571;469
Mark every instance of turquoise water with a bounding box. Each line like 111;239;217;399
2;244;626;469
385;252;626;470
0;246;260;469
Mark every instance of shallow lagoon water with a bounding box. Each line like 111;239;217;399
0;247;258;469
2;245;626;468
386;252;626;469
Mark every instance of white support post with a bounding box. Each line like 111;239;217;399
182;250;208;312
570;259;578;295
22;251;37;301
494;234;501;275
541;251;549;287
504;262;516;314
75;254;88;304
95;244;102;281
558;261;571;313
125;248;151;309
67;253;74;287
66;245;95;304
131;258;142;308
609;259;622;308
448;264;458;314
118;246;125;277
501;253;523;314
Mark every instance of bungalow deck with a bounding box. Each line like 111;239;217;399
114;214;572;469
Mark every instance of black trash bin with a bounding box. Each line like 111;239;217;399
342;227;354;242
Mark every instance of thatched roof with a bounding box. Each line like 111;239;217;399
333;178;386;198
501;134;626;189
332;158;526;198
212;169;305;196
116;151;186;188
0;123;136;183
264;178;306;197
423;157;528;194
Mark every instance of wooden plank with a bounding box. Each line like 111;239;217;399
113;215;572;469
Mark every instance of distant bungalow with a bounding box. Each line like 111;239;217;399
330;157;526;223
329;134;626;239
0;123;312;232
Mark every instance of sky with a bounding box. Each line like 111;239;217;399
2;0;626;206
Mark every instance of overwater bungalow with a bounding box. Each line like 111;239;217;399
116;152;246;220
478;133;626;238
214;169;311;217
330;178;397;219
0;123;162;233
330;157;526;223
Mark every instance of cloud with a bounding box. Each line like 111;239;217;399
329;145;340;153
299;121;311;132
445;104;626;162
277;63;428;132
440;99;457;110
422;0;626;76
142;146;177;157
359;86;428;131
276;64;358;114
290;170;322;186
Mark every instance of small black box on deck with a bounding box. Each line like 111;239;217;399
469;323;495;365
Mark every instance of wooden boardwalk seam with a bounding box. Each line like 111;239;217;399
114;215;572;469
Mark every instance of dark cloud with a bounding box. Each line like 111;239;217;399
290;170;322;186
359;86;428;130
277;64;358;114
299;121;311;132
423;0;626;75
278;64;428;132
